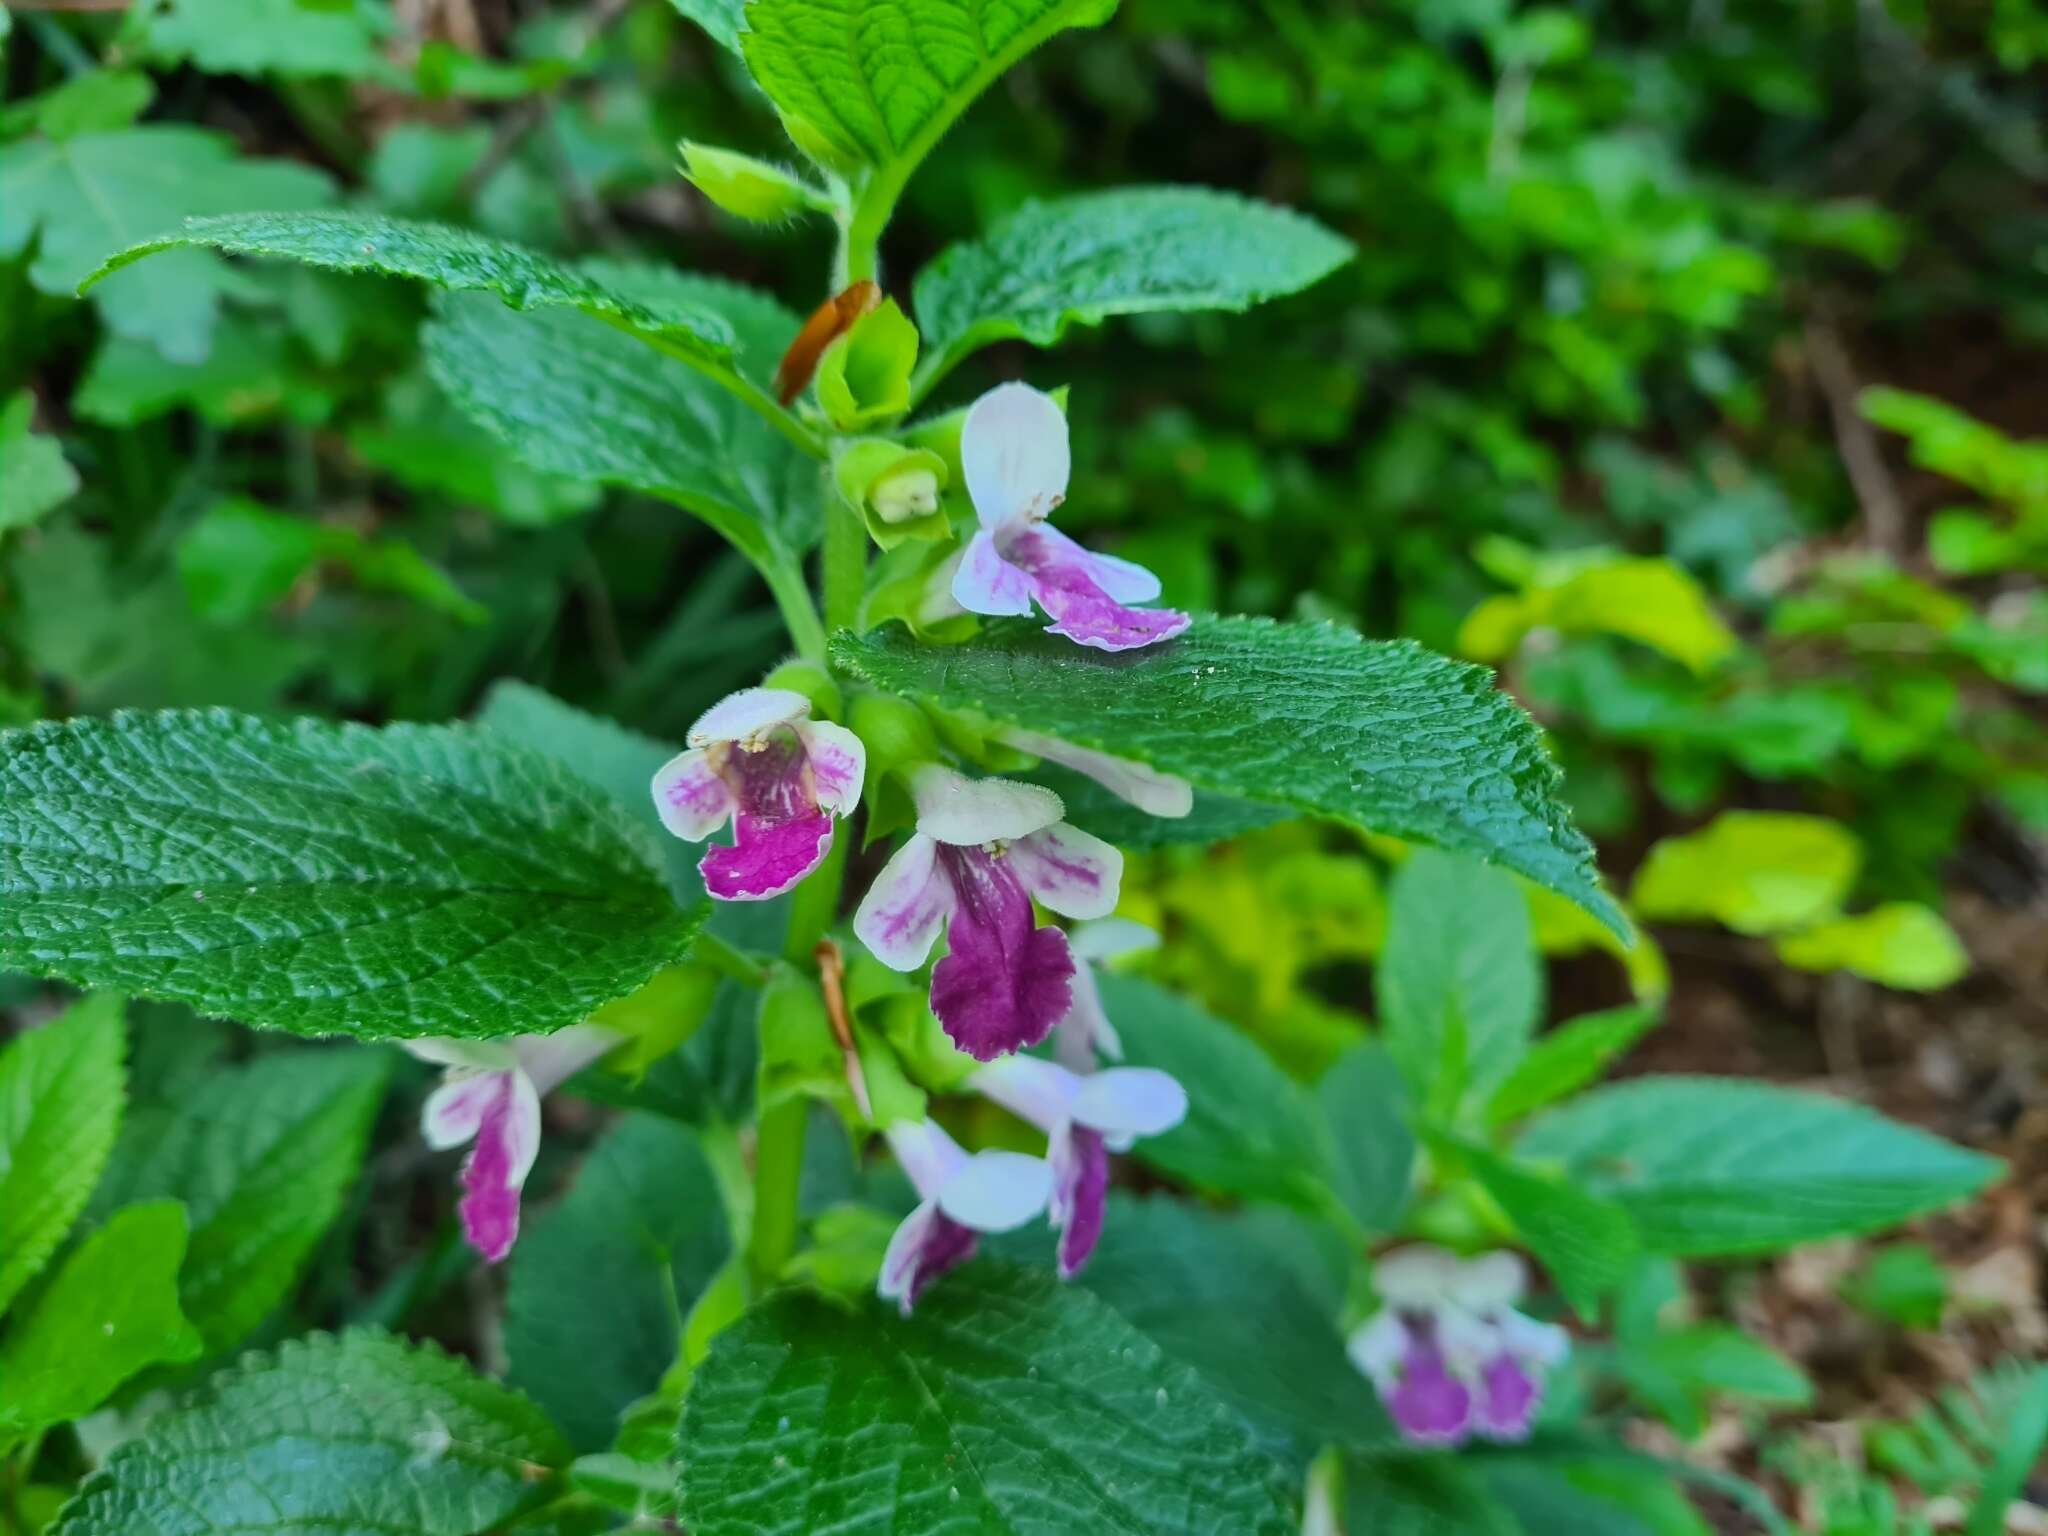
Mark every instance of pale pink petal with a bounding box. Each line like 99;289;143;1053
688;687;811;749
1069;917;1159;965
1001;726;1192;819
798;719;867;817
1003;528;1191;654
909;765;1063;846
455;1069;541;1264
421;1070;503;1150
1049;1125;1109;1277
1007;822;1122;919
970;1054;1080;1134
1499;1311;1571;1369
1054;959;1123;1071
1072;1066;1187;1146
952;529;1035;617
853;835;955;971
512;1024;622;1096
651;748;735;842
404;1038;517;1072
885;1119;970;1202
961;382;1069;531
1030;525;1161;604
936;1150;1054;1232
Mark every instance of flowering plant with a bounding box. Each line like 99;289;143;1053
0;3;2007;1533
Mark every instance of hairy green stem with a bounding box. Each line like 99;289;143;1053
745;1095;808;1292
821;493;869;639
692;930;770;987
762;555;829;665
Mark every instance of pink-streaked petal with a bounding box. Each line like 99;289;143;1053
1054;960;1123;1071
1473;1354;1542;1441
970;1054;1080;1135
456;1069;541;1264
513;1024;623;1096
1373;1245;1462;1309
1069;917;1159;965
909;764;1063;846
928;845;1076;1060
885;1118;970;1202
687;686;811;749
652;749;735;842
951;529;1035;618
937;1150;1054;1232
421;1071;502;1150
1030;525;1161;604
1385;1337;1476;1447
1007;822;1122;920
1051;1125;1110;1278
701;810;834;901
877;1199;979;1315
961;381;1069;531
1072;1066;1187;1145
1004;528;1190;653
1001;727;1192;819
854;834;953;971
798;719;867;817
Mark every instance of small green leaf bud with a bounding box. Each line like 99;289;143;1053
678;141;829;223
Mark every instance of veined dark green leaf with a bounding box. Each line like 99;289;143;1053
81;211;739;361
914;187;1354;392
682;1262;1294;1535
53;1330;570;1536
835;618;1623;933
0;710;704;1040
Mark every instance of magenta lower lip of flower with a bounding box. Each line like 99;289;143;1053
949;382;1190;652
878;1118;1053;1315
853;767;1122;1061
651;686;865;903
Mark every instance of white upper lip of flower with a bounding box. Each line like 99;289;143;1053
686;686;812;750
909;763;1065;845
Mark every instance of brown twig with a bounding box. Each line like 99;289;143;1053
814;939;873;1122
1805;315;1909;558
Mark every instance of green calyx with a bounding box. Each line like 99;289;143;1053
816;298;919;431
834;439;951;549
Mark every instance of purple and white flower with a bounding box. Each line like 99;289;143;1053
1053;917;1158;1072
1346;1245;1569;1447
880;1117;1053;1314
951;382;1191;652
853;766;1122;1061
996;725;1193;819
652;687;865;902
970;1055;1187;1277
405;1026;620;1264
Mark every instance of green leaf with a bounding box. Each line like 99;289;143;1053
1448;1137;1637;1318
1619;1325;1812;1437
1844;1243;1949;1330
1969;1368;2048;1536
1316;1045;1417;1231
0;390;79;531
1101;973;1338;1211
506;1114;732;1451
53;1330;570;1536
135;0;398;81
0;709;703;1041
1519;1077;2001;1255
1460;556;1736;677
73;313;333;429
914;187;1353;392
741;0;1117;175
1630;811;1860;936
0;1201;202;1445
834;618;1621;933
423;272;821;571
1773;903;1969;990
0;992;126;1317
1343;1454;1521;1536
1377;850;1541;1115
1486;1004;1660;1127
176;495;484;625
0;128;332;363
88;1047;390;1353
84;211;739;364
666;0;746;52
681;1262;1294;1535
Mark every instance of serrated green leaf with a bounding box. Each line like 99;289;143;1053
741;0;1117;177
1378;850;1541;1115
89;1048;389;1353
914;187;1353;393
1343;1454;1521;1536
53;1330;570;1536
834;618;1621;932
0;992;125;1317
1518;1077;2001;1255
423;272;822;572
1316;1044;1417;1231
84;211;738;362
666;0;746;53
1486;1004;1660;1127
0;1200;202;1444
506;1114;731;1451
0;128;332;363
1620;1324;1812;1436
1447;1136;1637;1318
681;1261;1294;1535
1100;973;1338;1211
0;709;704;1041
135;0;398;80
0;390;79;531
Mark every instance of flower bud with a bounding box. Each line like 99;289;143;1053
678;141;828;223
849;691;939;778
834;440;950;549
